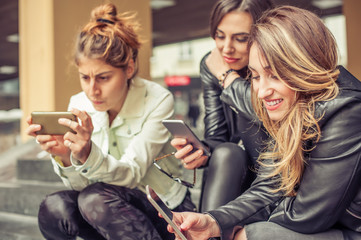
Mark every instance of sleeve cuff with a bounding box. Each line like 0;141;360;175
70;142;104;175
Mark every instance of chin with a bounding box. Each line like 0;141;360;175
231;62;247;71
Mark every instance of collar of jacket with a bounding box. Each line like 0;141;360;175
89;77;146;133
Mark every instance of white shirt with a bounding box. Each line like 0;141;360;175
51;77;186;209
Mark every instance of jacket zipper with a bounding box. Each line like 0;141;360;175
346;209;361;219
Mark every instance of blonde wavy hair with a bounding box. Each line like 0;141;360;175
74;3;141;80
248;6;340;196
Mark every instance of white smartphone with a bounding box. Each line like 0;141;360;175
162;119;211;157
146;185;187;240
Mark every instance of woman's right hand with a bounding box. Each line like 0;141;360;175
26;116;71;165
170;137;209;169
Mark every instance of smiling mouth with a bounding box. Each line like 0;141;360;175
266;99;283;106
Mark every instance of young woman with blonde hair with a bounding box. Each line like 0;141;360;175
164;6;361;240
26;3;195;239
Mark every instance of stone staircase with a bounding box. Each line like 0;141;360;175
0;140;66;239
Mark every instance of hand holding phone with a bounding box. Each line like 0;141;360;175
31;111;77;135
162;119;211;157
146;185;187;240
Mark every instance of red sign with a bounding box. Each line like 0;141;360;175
164;76;191;86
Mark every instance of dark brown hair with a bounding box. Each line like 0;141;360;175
210;0;274;39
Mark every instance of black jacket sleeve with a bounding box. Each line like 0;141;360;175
200;52;230;150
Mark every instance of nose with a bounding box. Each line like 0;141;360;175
89;79;100;96
256;78;273;99
223;37;234;54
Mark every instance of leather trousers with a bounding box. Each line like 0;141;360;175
200;142;255;212
244;222;351;240
38;182;195;240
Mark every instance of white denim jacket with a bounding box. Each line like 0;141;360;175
51;77;187;209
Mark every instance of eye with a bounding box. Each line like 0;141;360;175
235;36;249;43
214;32;225;40
271;75;279;80
250;73;260;81
97;75;110;82
80;75;89;81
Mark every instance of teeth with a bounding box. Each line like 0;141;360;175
266;99;282;106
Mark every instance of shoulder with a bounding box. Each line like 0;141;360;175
68;92;95;111
317;67;361;125
200;51;211;66
133;77;172;98
131;77;174;107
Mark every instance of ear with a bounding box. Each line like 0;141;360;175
126;59;135;79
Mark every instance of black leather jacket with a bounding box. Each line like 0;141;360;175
200;52;268;161
207;66;361;239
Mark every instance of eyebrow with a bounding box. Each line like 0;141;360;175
79;71;113;77
248;65;271;72
216;29;250;36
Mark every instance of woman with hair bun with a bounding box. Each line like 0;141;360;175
26;3;195;239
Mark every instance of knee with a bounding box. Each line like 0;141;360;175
39;191;76;221
78;182;124;225
210;142;248;168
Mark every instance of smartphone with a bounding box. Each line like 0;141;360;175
31;111;77;135
162;119;211;156
146;185;187;240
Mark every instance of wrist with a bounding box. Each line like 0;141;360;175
218;69;236;88
223;71;240;88
205;214;221;237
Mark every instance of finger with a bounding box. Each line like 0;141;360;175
167;224;175;234
58;117;77;131
170;138;187;149
185;155;208;169
174;144;193;159
40;139;58;152
26;116;32;125
26;124;41;136
71;109;93;130
36;134;54;144
183;149;204;164
64;140;73;148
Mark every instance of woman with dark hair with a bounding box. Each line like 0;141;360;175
26;3;195;240
171;0;273;212
166;6;361;240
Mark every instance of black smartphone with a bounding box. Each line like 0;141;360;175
146;185;187;240
162;119;211;156
31;111;77;135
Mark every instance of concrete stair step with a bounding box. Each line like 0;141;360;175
15;141;61;182
0;211;44;240
0;180;66;216
16;157;61;182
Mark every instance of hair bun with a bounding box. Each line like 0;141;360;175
91;3;117;23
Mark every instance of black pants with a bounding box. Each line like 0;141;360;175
38;182;195;240
200;142;255;212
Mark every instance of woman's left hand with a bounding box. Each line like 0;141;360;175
58;108;94;164
166;211;220;240
206;48;230;77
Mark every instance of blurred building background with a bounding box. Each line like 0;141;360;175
0;0;358;153
0;0;360;238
